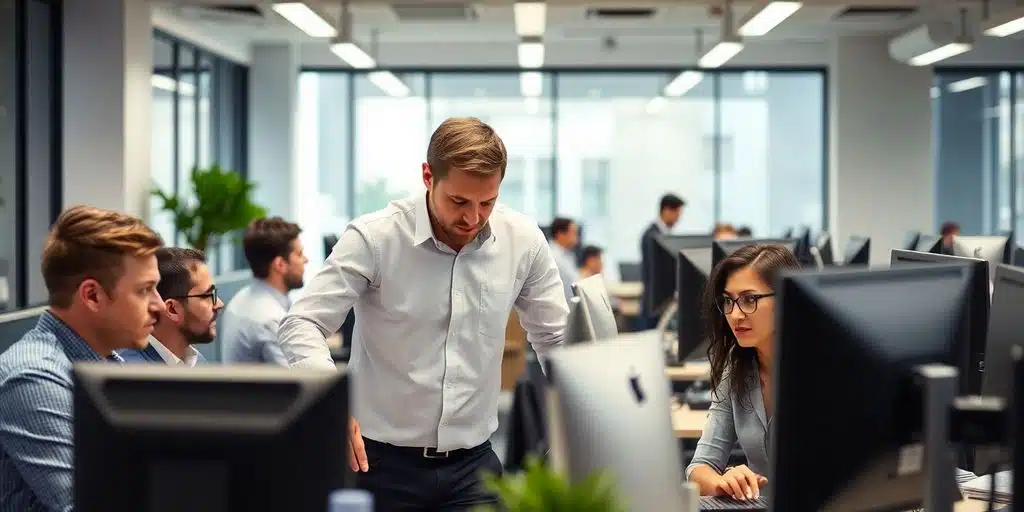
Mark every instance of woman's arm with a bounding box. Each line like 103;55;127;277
685;382;738;495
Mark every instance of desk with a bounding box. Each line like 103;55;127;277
606;281;642;317
666;361;711;382
672;403;708;439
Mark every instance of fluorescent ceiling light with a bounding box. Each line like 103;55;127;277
698;40;744;68
514;2;547;37
518;39;544;69
331;41;376;69
272;2;337;38
982;6;1024;37
947;76;987;93
646;96;667;114
890;22;972;66
738;1;802;36
907;43;971;66
664;71;704;96
368;71;410;97
520;72;543;97
151;74;195;96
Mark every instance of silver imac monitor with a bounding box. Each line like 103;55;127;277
546;334;686;512
570;274;619;341
565;297;590;345
951;235;1012;275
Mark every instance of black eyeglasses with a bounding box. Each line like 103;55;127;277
168;286;218;306
718;293;775;315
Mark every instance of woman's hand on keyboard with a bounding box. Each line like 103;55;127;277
715;465;768;500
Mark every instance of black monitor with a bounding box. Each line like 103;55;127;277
951;235;1013;274
323;234;340;259
891;249;990;396
771;264;972;511
710;238;797;269
1012;349;1024;504
903;231;922;251
73;364;350;512
841;235;871;265
917;234;942;253
675;247;712;362
780;227;793;238
975;264;1024;471
792;226;812;264
645;234;715;315
814;232;834;266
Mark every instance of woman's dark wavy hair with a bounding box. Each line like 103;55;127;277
702;243;801;406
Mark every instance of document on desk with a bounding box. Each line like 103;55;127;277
961;470;1012;504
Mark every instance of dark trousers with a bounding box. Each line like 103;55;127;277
356;438;503;511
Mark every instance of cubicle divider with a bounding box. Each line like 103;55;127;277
0;271;255;361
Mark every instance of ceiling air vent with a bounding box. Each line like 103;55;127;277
178;4;266;23
833;6;917;22
391;3;478;22
585;7;657;19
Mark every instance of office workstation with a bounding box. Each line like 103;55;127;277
5;0;1024;510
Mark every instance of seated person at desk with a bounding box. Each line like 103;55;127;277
0;206;164;511
578;244;603;278
118;248;222;365
712;223;738;240
686;243;799;500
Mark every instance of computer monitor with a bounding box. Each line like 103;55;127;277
565;297;589;345
676;247;712;362
571;274;619;341
903;231;922;251
711;238;797;269
975;264;1024;471
951;235;1013;275
815;232;834;266
781;227;793;238
792;226;813;264
546;334;686;512
770;264;972;511
323;234;340;259
73;364;350;512
917;234;942;253
645;234;715;315
618;262;642;282
841;235;870;265
890;249;990;396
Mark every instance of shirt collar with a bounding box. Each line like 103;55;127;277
38;310;108;362
252;279;291;311
147;335;200;367
413;192;496;250
656;218;671;234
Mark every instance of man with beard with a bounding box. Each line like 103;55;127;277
220;217;307;365
278;117;567;510
118;248;222;365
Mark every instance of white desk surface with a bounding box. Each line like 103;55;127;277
672;402;708;439
666;361;711;382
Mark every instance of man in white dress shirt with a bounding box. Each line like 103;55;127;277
278;117;568;510
118;248;222;365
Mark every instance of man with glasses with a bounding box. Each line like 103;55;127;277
220;217;307;365
119;248;223;365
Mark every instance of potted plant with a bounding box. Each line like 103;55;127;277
475;457;625;512
152;165;268;253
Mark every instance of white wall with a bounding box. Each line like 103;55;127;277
63;0;152;218
829;36;934;264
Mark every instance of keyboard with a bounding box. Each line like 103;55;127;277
698;495;768;511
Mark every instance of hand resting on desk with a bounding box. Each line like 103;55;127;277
714;465;767;500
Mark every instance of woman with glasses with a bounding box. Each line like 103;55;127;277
685;243;800;500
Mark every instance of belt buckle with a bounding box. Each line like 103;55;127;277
423;447;449;459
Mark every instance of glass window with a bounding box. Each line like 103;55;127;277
555;72;715;278
718;71;825;237
1016;72;1024;238
353;72;427;215
176;44;197;232
197;53;213;169
296;72;350;235
428;73;555;223
150;35;176;245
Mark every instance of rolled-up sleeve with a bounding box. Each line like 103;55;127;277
279;225;376;369
0;369;75;512
514;239;569;359
686;380;737;479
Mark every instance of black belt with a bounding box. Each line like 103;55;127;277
363;437;485;460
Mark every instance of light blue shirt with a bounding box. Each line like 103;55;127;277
549;242;580;304
219;280;291;365
0;311;119;512
278;192;569;451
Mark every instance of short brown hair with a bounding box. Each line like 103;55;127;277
42;205;164;308
426;117;507;180
243;217;302;279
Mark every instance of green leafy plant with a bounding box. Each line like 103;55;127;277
475;456;625;512
152;165;268;253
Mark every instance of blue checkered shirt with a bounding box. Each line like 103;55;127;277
0;311;120;511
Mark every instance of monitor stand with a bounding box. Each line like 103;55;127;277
916;364;959;512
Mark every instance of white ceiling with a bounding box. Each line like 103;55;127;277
152;0;1018;68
